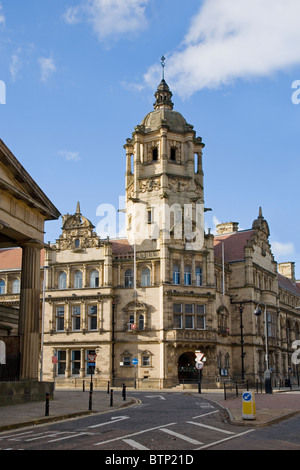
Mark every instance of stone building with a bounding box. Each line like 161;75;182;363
0;81;299;389
0;138;60;400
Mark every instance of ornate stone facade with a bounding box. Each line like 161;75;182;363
1;82;299;389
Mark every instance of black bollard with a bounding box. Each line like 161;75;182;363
110;389;113;407
89;390;93;411
83;380;85;392
122;383;126;401
45;393;50;416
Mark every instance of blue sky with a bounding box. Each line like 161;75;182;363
1;0;300;277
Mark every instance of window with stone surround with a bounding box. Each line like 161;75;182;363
56;306;65;331
90;269;99;288
74;270;83;288
0;279;5;295
72;305;81;331
58;272;67;290
173;303;206;330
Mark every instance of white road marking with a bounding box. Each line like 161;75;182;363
192;410;219;419
195;429;256;450
88;416;129;428
145;395;166;400
123;439;150;450
187;421;235;435
94;422;177;446
0;431;34;440
160;428;203;445
48;432;88;443
25;432;68;442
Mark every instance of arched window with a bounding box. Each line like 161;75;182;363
141;268;151;287
90;270;99;288
74;270;83;288
74;239;80;249
58;272;67;290
195;267;203;286
12;278;20;293
12;278;20;294
0;280;5;295
125;269;133;288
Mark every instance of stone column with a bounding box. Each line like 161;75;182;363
18;240;43;380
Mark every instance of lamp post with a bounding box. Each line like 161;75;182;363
254;302;272;394
40;265;50;382
239;304;245;381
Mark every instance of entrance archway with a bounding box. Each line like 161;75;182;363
178;352;198;382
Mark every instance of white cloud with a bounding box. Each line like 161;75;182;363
39;56;56;82
59;150;81;162
272;241;295;257
10;54;22;82
63;0;149;42
0;2;5;25
144;0;300;97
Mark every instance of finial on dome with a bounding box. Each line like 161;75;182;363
154;56;174;110
76;201;81;214
161;55;165;80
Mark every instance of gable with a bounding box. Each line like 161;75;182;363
0;139;60;221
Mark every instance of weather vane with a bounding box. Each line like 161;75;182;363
161;55;165;80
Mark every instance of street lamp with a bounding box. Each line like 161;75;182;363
40;265;50;382
254;302;272;394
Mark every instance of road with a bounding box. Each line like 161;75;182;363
0;391;299;455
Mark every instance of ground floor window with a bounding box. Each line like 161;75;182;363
71;350;81;375
122;356;131;367
142;355;151;367
57;350;66;375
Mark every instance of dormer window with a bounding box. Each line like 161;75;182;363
75;239;80;249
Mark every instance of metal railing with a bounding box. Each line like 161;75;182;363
223;380;263;400
0;354;21;382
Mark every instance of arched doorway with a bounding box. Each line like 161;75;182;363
178;352;198;382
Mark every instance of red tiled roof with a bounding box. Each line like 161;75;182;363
0;248;45;270
111;239;133;255
214;230;255;263
278;273;300;297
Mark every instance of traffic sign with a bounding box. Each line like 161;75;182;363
195;362;204;370
88;354;97;363
132;358;138;365
242;391;256;420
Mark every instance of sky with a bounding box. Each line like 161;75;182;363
0;0;300;277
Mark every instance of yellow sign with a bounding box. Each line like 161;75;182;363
242;391;256;420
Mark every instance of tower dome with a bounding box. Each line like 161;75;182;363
140;79;194;134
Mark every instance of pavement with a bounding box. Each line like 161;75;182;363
0;386;299;432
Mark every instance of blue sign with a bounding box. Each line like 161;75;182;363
132;358;138;365
243;392;252;402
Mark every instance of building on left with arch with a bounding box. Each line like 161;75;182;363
0;139;60;401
